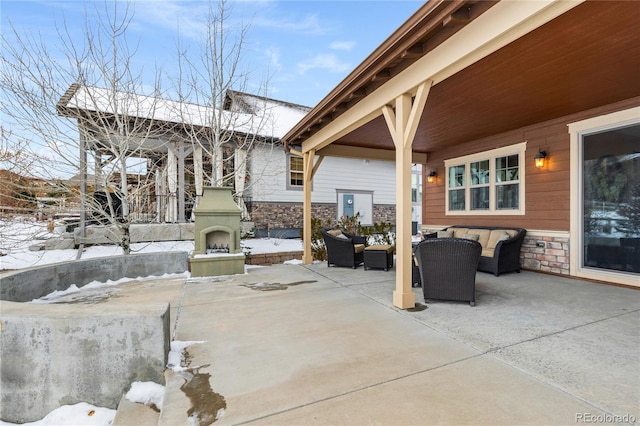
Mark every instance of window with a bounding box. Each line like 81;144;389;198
445;142;526;215
288;155;304;189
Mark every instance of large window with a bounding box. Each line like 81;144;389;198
445;142;526;215
582;124;640;275
569;107;640;287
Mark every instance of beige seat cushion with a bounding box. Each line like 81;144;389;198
365;244;393;252
482;248;495;258
327;229;348;239
354;244;365;253
437;230;454;238
487;230;510;249
451;228;469;238
468;229;491;248
462;233;480;242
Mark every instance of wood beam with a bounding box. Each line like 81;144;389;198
318;144;427;163
400;45;424;59
372;69;391;82
443;7;471;27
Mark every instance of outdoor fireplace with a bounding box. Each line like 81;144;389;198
189;187;245;277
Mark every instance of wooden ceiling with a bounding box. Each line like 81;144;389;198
286;1;640;155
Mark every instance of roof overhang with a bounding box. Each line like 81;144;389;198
283;0;640;158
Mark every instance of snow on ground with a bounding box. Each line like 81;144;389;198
0;218;303;271
0;403;116;426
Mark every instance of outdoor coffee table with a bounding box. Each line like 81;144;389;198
364;244;394;271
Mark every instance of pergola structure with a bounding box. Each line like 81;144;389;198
283;0;640;308
57;85;303;232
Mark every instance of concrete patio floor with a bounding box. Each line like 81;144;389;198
112;263;639;425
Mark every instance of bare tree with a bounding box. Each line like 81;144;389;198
171;0;276;219
2;0;283;257
1;2;170;254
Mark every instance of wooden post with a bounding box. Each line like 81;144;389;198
302;150;314;264
382;81;432;309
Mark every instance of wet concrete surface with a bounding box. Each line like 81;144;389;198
86;264;639;425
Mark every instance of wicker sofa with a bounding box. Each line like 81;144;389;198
425;225;526;276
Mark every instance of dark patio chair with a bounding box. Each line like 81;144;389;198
414;238;482;306
321;227;366;269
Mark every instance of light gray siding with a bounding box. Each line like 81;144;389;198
248;146;396;204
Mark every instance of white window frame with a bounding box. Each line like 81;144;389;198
445;142;527;215
568;106;640;288
286;154;304;191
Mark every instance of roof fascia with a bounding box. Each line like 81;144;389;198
299;0;584;154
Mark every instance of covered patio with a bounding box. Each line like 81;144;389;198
283;0;640;307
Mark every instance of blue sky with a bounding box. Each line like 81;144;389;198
2;0;424;108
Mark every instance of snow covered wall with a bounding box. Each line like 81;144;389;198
0;251;188;302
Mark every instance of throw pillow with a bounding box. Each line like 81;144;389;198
463;233;480;242
487;230;510;249
437;230;454;238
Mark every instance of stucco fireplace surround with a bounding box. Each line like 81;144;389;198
189;187;245;277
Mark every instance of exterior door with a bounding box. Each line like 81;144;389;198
343;194;354;218
581;124;640;276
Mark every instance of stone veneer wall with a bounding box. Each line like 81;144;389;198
249;202;397;230
246;251;303;265
372;204;396;224
521;233;570;276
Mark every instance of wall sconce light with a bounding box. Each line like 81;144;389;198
534;150;547;169
427;170;437;183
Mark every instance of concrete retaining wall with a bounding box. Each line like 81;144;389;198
0;301;170;423
74;223;195;245
0;251;189;302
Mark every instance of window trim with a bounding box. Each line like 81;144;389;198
286;154;305;191
336;189;374;225
444;142;527;216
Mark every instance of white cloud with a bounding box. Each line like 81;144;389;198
264;47;283;73
297;53;351;74
330;41;356;51
132;1;209;41
252;13;331;35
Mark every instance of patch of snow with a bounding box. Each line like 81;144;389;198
125;381;164;409
167;340;205;371
29;272;190;303
0;402;115;426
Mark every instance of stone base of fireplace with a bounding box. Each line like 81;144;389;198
189;253;245;277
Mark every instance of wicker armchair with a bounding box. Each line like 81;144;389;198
321;227;367;269
414;238;482;306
